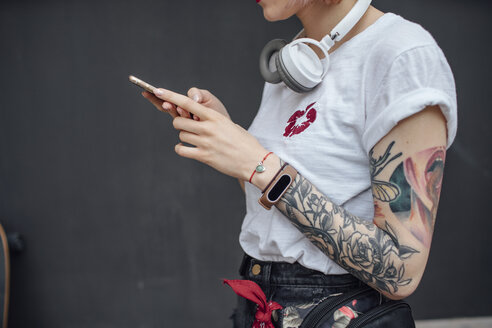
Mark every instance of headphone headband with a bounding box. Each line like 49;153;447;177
259;0;373;93
331;0;372;41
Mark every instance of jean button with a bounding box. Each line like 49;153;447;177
252;264;261;275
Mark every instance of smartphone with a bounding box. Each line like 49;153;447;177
129;75;193;119
129;75;157;94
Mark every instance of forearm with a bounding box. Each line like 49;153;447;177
275;169;422;299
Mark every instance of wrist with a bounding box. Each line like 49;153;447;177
250;153;281;191
258;163;297;210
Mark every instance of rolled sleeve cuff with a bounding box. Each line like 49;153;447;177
362;87;457;154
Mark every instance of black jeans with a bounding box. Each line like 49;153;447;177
231;254;382;328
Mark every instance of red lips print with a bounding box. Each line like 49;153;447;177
283;102;317;137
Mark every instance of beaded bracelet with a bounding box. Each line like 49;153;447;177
249;152;274;184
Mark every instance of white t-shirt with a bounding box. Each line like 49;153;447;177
240;13;458;275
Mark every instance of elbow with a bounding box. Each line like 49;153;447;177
380;254;427;300
382;276;422;300
384;286;416;300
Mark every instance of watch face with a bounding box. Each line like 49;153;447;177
268;174;292;202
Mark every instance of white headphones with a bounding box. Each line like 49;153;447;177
259;0;372;93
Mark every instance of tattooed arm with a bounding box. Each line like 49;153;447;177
258;106;447;300
156;87;448;298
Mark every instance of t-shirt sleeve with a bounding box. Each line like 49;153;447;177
362;44;458;154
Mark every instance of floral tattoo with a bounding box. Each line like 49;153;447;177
275;141;445;295
279;173;418;294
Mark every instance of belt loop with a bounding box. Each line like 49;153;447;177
262;261;272;298
239;253;250;277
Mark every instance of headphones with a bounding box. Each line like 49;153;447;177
259;0;372;93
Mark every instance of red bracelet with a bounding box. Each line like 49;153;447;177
249;152;274;184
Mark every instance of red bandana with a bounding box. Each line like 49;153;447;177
223;279;282;328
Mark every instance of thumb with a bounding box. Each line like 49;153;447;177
187;87;207;104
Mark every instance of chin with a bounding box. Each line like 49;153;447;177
262;9;293;22
263;12;279;22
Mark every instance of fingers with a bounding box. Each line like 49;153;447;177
162;101;173;112
178;130;201;146
188;87;215;103
142;91;164;111
175;143;202;161
173;116;203;135
161;100;191;120
187;88;204;120
142;90;199;121
154;88;212;120
163;102;182;118
187;87;203;103
142;91;179;118
176;106;191;119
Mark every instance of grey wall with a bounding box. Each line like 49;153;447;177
0;0;490;327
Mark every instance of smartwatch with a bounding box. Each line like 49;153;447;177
259;164;298;210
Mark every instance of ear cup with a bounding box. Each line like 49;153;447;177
275;48;315;94
259;39;287;84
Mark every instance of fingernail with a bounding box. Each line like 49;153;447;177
177;107;183;116
193;94;200;102
154;89;163;96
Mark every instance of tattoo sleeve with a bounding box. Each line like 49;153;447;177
275;141;446;297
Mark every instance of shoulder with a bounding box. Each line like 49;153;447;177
361;14;454;101
368;13;441;61
361;13;451;88
361;14;457;153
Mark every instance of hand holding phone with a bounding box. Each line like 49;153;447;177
131;75;231;121
129;75;183;118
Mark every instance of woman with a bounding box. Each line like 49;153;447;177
142;0;457;326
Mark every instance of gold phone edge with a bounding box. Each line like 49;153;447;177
129;75;157;94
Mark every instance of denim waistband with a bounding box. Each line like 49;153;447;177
239;253;363;288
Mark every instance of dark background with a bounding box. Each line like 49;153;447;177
0;0;490;327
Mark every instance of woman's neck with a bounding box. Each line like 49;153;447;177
296;1;384;55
